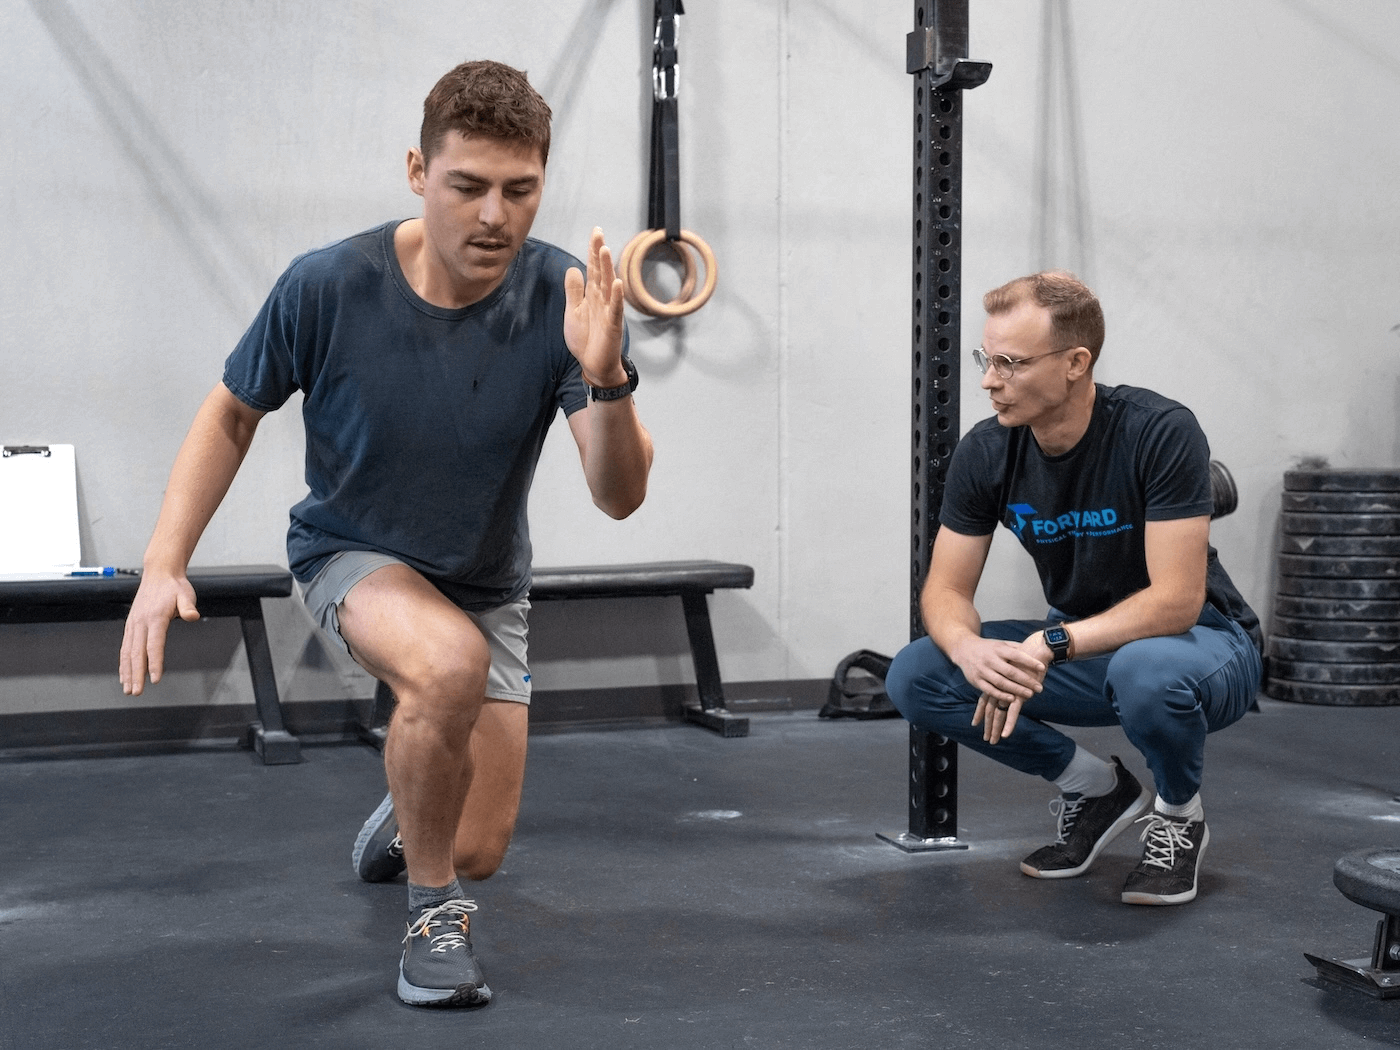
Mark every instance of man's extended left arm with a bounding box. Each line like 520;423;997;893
563;227;654;518
980;515;1210;743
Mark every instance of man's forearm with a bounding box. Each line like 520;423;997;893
580;399;652;519
144;384;262;573
922;585;984;664
1058;583;1204;662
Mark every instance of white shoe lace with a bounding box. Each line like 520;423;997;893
404;899;479;953
1049;795;1087;845
1135;813;1194;871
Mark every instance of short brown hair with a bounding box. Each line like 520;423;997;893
420;60;552;169
983;271;1105;364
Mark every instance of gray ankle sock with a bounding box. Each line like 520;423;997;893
408;879;465;913
1054;747;1117;798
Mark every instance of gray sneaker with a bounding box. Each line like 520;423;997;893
352;793;406;883
1121;812;1209;905
398;899;492;1007
1020;756;1150;879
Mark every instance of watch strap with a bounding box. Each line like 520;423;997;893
587;356;639;401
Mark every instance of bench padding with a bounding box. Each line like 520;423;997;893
0;565;291;613
531;560;754;601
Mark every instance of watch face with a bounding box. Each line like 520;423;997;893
1045;626;1069;646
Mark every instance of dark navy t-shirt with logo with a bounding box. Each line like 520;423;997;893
941;384;1261;648
222;220;616;611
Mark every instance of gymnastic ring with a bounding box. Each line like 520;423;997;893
621;228;718;318
619;232;697;311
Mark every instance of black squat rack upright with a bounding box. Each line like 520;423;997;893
879;0;991;852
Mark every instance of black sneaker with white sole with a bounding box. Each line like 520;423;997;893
1121;812;1209;905
398;899;492;1007
1020;756;1151;879
353;793;406;883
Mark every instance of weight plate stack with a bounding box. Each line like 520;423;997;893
1266;468;1400;705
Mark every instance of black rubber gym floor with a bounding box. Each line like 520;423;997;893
3;699;1398;1049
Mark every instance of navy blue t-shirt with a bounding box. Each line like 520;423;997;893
941;384;1261;647
223;220;613;609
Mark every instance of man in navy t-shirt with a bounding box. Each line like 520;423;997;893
886;271;1261;906
119;61;653;1004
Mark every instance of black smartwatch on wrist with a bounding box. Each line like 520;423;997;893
587;356;640;402
1043;624;1072;665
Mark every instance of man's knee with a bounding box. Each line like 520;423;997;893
339;565;493;706
454;838;510;881
395;634;491;706
886;636;964;724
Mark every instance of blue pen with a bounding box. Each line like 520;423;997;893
68;567;140;577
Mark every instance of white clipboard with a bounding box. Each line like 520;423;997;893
0;444;82;575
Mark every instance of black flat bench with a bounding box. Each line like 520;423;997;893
360;560;756;740
0;565;299;765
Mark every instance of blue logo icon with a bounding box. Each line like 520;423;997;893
1007;503;1037;537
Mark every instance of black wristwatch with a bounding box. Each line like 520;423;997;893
587;356;640;402
1043;624;1072;665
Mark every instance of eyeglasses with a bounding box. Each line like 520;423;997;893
972;346;1073;380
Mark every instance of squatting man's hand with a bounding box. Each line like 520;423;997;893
563;227;627;388
964;632;1053;745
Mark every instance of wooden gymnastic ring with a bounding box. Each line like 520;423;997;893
620;228;718;318
620;231;697;311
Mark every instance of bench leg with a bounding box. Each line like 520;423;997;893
238;600;301;765
679;591;748;738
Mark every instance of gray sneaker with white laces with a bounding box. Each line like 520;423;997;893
398;899;492;1007
1020;756;1150;879
353;793;406;883
1121;811;1210;905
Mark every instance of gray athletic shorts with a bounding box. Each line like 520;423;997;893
298;550;532;704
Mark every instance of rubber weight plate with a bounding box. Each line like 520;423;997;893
1282;492;1400;513
1282;513;1400;536
1265;679;1400;705
1271;616;1400;642
1284;469;1400;493
1269;637;1400;662
1268;659;1400;684
1276;554;1400;579
1276;576;1400;599
1334;848;1400;915
1273;596;1400;621
1279;534;1400;557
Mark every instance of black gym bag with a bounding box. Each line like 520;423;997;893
818;649;900;720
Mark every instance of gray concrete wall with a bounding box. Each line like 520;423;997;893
2;1;1397;716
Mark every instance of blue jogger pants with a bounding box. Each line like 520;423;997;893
884;604;1263;805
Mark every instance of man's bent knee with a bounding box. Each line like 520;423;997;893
887;636;964;726
454;841;510;881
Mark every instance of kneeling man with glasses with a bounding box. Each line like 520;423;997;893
886;271;1262;905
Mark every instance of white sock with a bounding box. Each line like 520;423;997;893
1054;748;1117;798
1155;793;1204;822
